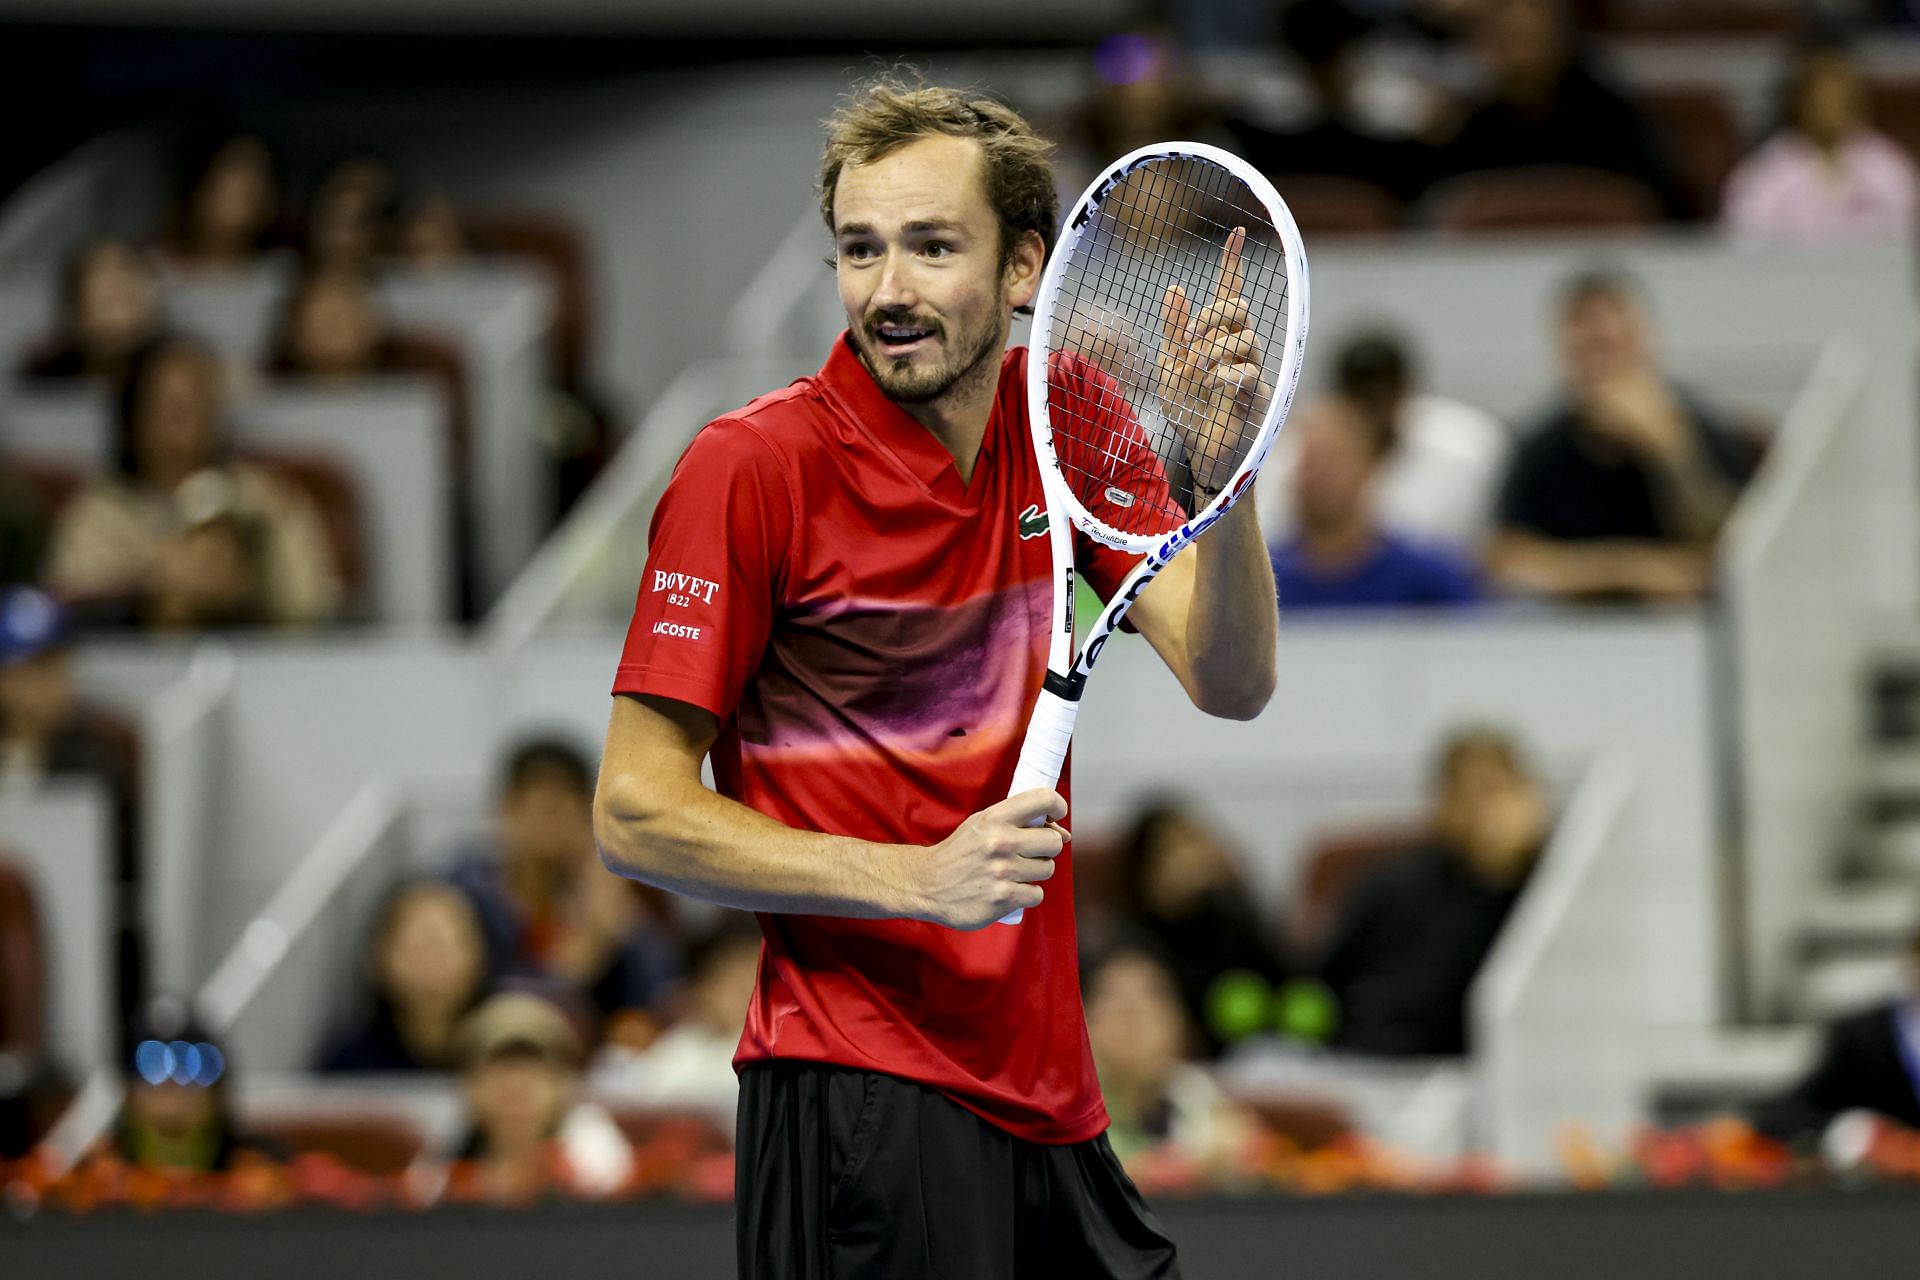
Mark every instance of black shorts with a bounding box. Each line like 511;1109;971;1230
735;1060;1181;1280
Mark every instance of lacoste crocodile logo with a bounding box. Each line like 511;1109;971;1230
1017;504;1049;540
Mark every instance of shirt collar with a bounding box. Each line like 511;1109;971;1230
817;332;998;500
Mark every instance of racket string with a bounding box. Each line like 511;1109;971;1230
1045;154;1293;537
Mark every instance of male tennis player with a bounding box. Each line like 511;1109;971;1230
594;79;1277;1279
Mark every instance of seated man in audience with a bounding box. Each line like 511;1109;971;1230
1436;0;1692;219
1084;942;1256;1178
1259;330;1509;557
1750;923;1920;1146
1318;727;1552;1056
1269;394;1482;610
45;337;341;628
592;914;759;1136
319;878;492;1073
1488;270;1759;603
20;238;164;384
445;738;681;1034
0;587;144;1010
434;991;633;1203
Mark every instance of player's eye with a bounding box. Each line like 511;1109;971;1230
923;241;954;260
839;241;878;263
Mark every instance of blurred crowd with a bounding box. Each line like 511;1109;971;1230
6;0;1920;1214
0;133;614;629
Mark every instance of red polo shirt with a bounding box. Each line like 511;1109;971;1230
614;334;1168;1143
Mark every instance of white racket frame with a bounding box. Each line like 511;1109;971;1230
1001;140;1310;923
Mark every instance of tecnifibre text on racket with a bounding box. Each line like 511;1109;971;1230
1000;141;1309;924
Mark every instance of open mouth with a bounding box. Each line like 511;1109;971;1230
872;321;938;356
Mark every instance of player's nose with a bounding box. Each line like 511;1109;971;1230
871;250;918;309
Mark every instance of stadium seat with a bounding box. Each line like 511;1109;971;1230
5;452;84;516
1585;0;1798;36
1864;78;1920;169
1422;167;1661;233
1640;85;1743;216
239;447;370;621
1289;821;1426;964
1266;175;1406;238
245;1112;427;1175
0;854;46;1059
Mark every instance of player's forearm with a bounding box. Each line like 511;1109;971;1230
593;773;923;920
1181;500;1278;720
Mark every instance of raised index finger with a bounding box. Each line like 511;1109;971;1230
1215;225;1247;306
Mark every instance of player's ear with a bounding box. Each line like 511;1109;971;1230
1003;229;1046;314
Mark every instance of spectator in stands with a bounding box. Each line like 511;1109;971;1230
0;587;141;886
1489;270;1757;602
1317;726;1551;1056
398;193;469;271
1270;393;1484;610
593;914;758;1135
266;267;398;381
111;998;272;1173
1055;27;1231;201
19;239;163;385
165;135;281;271
445;738;681;1033
1225;0;1437;204
1722;41;1920;245
45;337;341;628
1084;942;1256;1175
303;154;397;272
1108;801;1291;1056
319;879;491;1074
1435;0;1692;218
0;463;48;588
1749;922;1920;1145
438;991;634;1203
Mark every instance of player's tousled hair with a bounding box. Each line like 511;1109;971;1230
818;75;1060;279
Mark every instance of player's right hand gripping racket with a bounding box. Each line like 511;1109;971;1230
1001;141;1309;923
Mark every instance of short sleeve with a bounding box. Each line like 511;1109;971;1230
612;419;793;720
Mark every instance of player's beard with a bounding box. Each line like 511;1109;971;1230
856;291;1009;408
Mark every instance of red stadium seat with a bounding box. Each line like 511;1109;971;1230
1641;85;1743;216
460;209;593;388
1267;175;1406;238
0;855;45;1059
1422;166;1661;233
239;446;369;620
1864;78;1920;169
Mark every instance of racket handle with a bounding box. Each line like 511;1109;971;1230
998;686;1082;925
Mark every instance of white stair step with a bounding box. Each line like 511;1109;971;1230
1802;881;1920;945
1794;951;1909;1023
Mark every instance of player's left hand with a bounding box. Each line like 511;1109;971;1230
1159;226;1270;496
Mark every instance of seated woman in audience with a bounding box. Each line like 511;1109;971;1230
163;134;282;271
45;337;341;628
19;239;164;384
1084;942;1257;1178
428;992;634;1204
319;879;492;1074
266;266;401;381
1107;802;1292;1057
592;914;759;1135
1722;41;1919;245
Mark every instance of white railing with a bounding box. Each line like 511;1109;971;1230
1719;337;1875;1017
197;780;407;1071
140;645;236;995
1471;754;1642;1176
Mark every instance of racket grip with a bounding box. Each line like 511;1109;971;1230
998;687;1082;925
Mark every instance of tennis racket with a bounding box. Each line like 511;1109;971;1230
1001;141;1309;924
